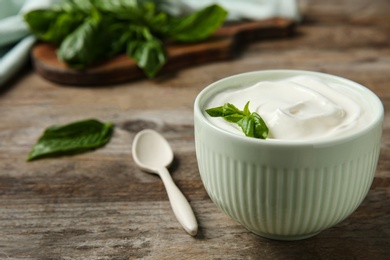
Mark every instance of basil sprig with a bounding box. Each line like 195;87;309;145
27;119;114;161
24;0;227;78
206;102;269;139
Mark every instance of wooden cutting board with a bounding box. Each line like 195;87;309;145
31;18;295;86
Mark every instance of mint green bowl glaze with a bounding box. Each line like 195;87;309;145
194;70;383;241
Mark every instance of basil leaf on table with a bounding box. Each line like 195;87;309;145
27;119;114;161
24;0;228;78
206;101;269;139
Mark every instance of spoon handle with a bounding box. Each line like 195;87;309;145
158;167;198;236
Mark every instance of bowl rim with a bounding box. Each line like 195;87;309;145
194;69;384;147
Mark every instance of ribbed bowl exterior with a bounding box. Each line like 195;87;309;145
195;128;381;240
194;70;384;240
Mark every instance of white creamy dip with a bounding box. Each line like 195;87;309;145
205;75;373;140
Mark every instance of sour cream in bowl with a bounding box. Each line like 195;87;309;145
205;74;375;141
194;70;383;240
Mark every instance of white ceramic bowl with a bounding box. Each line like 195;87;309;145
194;70;383;240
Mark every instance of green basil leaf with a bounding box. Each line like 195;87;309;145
27;119;114;161
205;106;224;117
135;39;166;78
205;103;244;118
252;112;269;139
222;103;243;116
237;115;255;137
24;10;85;45
167;4;228;42
57;10;115;69
57;16;99;68
243;101;250;116
23;10;58;40
126;26;167;78
237;113;269;139
222;114;245;123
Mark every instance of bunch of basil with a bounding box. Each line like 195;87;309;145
24;0;227;78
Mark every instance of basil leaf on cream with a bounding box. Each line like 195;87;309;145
206;101;269;139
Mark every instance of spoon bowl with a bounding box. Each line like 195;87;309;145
132;129;198;236
132;129;173;173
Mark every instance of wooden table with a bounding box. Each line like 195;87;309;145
1;0;389;259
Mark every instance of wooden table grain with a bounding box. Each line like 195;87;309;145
1;0;389;259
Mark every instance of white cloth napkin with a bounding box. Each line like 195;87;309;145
165;0;302;22
0;0;302;87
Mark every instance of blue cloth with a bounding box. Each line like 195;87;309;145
0;0;57;86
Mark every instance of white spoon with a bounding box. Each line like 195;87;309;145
132;129;198;236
